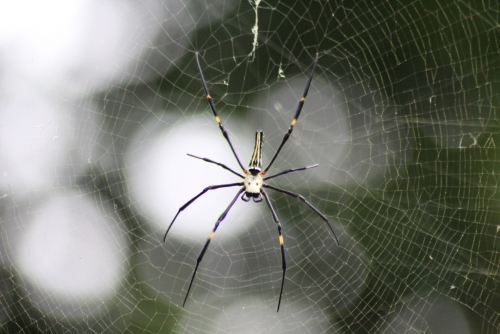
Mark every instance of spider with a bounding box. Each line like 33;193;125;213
163;52;339;312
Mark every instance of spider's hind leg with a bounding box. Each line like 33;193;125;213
163;182;243;242
264;184;339;245
183;188;245;307
261;189;287;312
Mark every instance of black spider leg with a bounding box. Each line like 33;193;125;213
163;182;244;242
253;194;263;203
195;52;246;172
183;188;245;307
263;53;319;174
264;184;339;245
187;154;245;179
261;189;286;312
264;164;319;182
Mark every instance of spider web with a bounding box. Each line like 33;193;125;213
0;0;499;333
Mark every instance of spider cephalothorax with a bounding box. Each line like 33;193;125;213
242;172;263;202
163;52;339;312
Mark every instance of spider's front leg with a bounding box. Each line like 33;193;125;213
196;52;247;173
263;53;319;174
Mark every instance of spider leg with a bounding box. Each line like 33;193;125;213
163;182;243;242
263;53;319;174
183;188;245;307
187;154;245;178
196;52;247;173
241;192;250;202
253;194;263;203
261;189;286;312
264;184;339;245
264;164;318;181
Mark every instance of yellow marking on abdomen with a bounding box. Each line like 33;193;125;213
215;116;221;123
209;231;215;239
291;119;297;126
279;235;284;245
